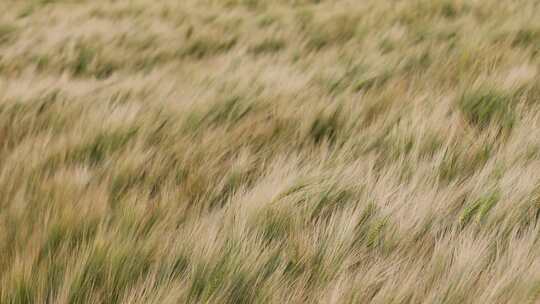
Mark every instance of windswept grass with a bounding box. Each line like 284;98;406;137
0;0;540;303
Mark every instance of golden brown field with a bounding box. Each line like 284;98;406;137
1;0;540;303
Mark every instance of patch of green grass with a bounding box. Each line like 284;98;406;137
67;42;117;78
351;202;388;250
6;277;35;304
438;144;492;182
222;0;264;10
439;1;469;19
419;133;444;158
207;166;256;209
400;51;432;73
354;71;391;92
0;24;17;45
188;241;260;303
181;36;237;59
67;249;107;304
256;15;278;28
308;106;344;145
115;206;162;239
43;258;68;303
254;208;294;242
170;253;190;278
70;43;97;77
306;185;355;221
476;192;500;222
38;218;98;263
110;166;147;200
460;192;500;227
378;38;395;54
248;38;286;55
359;95;394;127
365;217;388;248
56;127;139;167
316;64;387;96
184;96;254;132
17;5;35;18
438;152;463;182
0;92;71;151
95;61;116;79
368;130;418;167
512;27;540;48
31;54;50;71
398;0;469;25
68;243;153;304
304;13;359;50
458;89;516;131
131;51;175;73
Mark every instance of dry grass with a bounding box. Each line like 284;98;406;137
1;0;540;303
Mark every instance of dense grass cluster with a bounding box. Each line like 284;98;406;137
1;0;540;303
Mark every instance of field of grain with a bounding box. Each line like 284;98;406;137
1;0;540;303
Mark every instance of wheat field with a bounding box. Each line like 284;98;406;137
0;0;540;303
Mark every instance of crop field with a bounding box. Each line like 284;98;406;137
0;0;540;303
